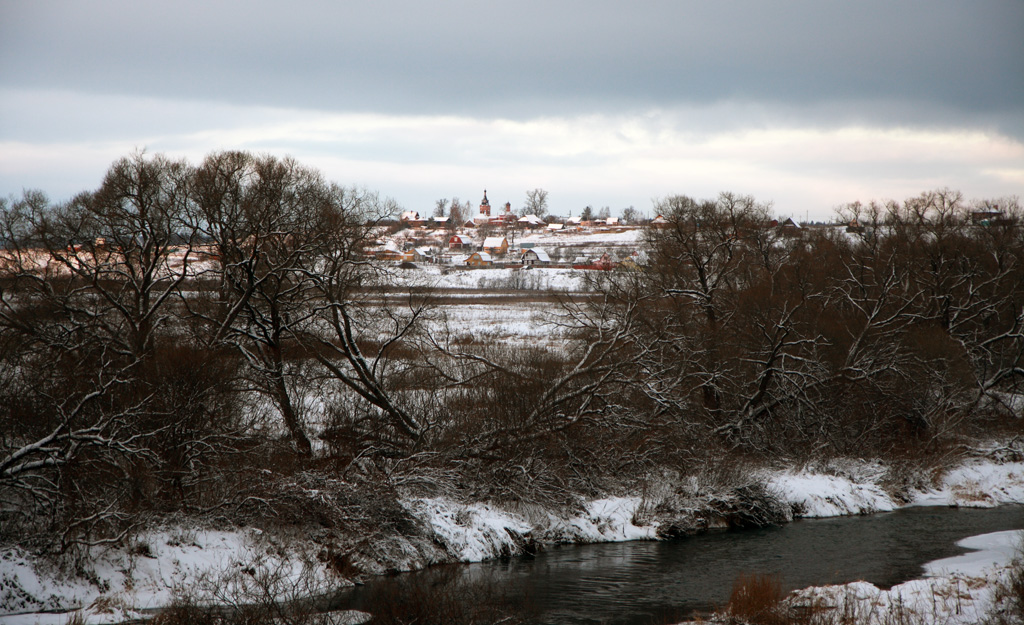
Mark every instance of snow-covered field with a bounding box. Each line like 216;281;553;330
423;301;574;346
392;225;644;249
394;264;591;291
4;457;1024;624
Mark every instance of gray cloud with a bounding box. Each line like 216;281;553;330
2;1;1021;217
3;1;1021;127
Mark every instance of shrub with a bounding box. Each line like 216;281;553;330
726;572;787;625
985;549;1024;625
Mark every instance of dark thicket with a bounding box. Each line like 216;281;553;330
2;152;1022;554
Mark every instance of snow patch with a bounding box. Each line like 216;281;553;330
914;461;1024;507
790;576;993;625
768;465;897;518
787;530;1024;625
925;530;1024;578
405;496;657;564
0;528;342;618
545;497;658;543
0;548;97;616
406;498;534;562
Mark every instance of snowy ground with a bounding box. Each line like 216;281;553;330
395;264;591;291
391;226;644;249
740;460;1024;624
420;300;580;349
3;456;1024;623
0;528;362;624
773;530;1023;625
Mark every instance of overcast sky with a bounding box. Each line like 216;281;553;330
1;1;1022;220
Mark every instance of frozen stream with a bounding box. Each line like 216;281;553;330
336;505;1024;625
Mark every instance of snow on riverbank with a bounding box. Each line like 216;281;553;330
4;457;1024;622
0;528;344;624
406;459;1024;567
548;497;658;543
767;461;897;517
916;459;1024;508
925;530;1022;576
781;529;1024;625
406;496;656;563
407;498;534;561
767;458;1024;518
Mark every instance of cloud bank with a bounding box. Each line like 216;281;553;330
1;1;1021;218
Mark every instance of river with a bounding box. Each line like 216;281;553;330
334;505;1024;624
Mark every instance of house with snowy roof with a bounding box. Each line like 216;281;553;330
448;234;471;250
404;247;433;263
518;214;546;228
399;211;426;227
778;217;803;237
423;215;447;228
650;215;669;228
572;252;616;270
481;236;508;256
465;251;493;266
520;248;550;265
374;240;404;261
618;250;648;270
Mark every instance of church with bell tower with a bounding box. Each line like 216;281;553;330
479;190;491;218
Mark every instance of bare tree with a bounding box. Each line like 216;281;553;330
9;152;195;360
521;188;549;218
447;197;466;230
0;184;191;551
647;193;772;327
188;151;351;457
297;192;436;455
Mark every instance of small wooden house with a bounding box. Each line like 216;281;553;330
374;241;404;261
465;252;493;267
650;215;669;228
518;214;546;229
572;252;616;270
481;236;508;256
448;234;471;250
778;217;803;237
521;248;550;265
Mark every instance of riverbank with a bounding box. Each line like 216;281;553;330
679;524;1024;622
679;529;1024;625
3;451;1024;623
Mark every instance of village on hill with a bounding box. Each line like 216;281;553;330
372;190;643;269
370;190;854;271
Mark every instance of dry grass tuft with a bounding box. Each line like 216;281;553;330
726;572;788;625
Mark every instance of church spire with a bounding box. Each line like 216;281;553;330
479;190;491;216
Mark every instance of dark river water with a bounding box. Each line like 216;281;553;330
335;505;1024;625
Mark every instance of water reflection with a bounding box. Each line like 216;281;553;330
339;505;1024;625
